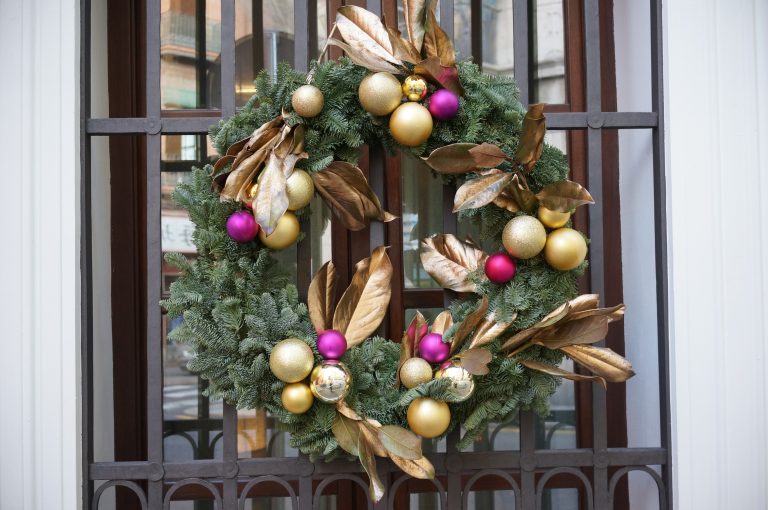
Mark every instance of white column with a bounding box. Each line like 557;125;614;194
0;0;81;509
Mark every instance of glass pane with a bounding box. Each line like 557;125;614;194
466;488;517;509
545;130;568;154
481;0;515;77
453;1;471;61
462;416;520;452
533;0;566;103
541;488;579;510
161;0;222;109
402;157;443;289
405;308;443;326
536;361;577;449
237;409;299;458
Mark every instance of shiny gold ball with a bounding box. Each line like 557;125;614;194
358;72;403;116
281;382;314;414
407;397;451;438
291;84;324;118
435;362;475;402
502;215;547;259
285;169;314;211
258;211;300;250
544;227;588;271
389;102;433;147
400;357;433;389
310;361;351;403
269;338;315;383
402;74;428;102
538;206;571;229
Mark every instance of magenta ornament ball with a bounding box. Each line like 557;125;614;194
428;89;460;121
418;333;450;364
317;330;348;360
226;211;259;243
484;252;517;284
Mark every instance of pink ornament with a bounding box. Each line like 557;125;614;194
428;89;460;121
484;252;517;284
418;333;450;364
317;330;347;360
226;211;259;242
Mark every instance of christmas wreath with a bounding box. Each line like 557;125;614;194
162;2;634;501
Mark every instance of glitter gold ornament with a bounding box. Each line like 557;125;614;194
435;361;475;402
291;84;324;118
389;103;433;147
400;357;433;389
310;361;351;403
538;206;571;229
407;397;451;438
281;382;314;414
402;74;428;101
285;169;315;210
544;227;588;271
269;338;315;383
258;211;300;250
502;215;547;259
358;72;403;116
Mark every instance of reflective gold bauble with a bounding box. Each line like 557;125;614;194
435;362;475;402
400;357;433;389
285;170;314;210
537;206;571;229
258;211;300;250
407;397;451;438
402;74;428;102
389;103;433;147
544;227;588;271
310;361;351;403
358;72;403;116
502;215;547;259
269;338;315;383
281;382;314;414
291;84;325;118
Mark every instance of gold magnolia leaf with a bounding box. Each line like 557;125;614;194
449;296;489;354
312;161;397;231
402;0;430;51
212;154;236;175
468;312;517;349
561;344;635;383
507;174;539;213
217;145;270;199
566;294;600;314
308;261;337;333
332;247;393;347
383;20;422;64
536;180;595;213
252;151;308;234
332;414;361;456
389;454;435;479
336;6;402;68
567;303;626;322
500;300;573;352
514;103;546;172
327;38;402;74
469;142;509;168
456;348;492;375
421;143;479;174
492;188;521;212
453;172;515;212
358;435;386;502
336;400;363;421
359;423;388;457
420;234;488;293
520;359;607;389
431;310;454;336
232;116;285;170
532;316;610;350
414;56;465;96
423;5;455;66
378;425;422;460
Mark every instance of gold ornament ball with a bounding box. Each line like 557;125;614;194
258;211;300;250
544;227;588;271
285;169;315;210
435;362;475;402
502;215;547;259
538;206;571;229
389;102;433;147
269;338;315;383
400;357;433;389
407;397;451;438
281;382;314;414
310;361;351;403
291;84;324;118
358;72;403;116
402;74;428;102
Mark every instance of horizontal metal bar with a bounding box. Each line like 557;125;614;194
86;116;221;135
546;111;659;129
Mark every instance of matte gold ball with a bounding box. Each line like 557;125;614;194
402;74;428;101
407;397;451;438
538;206;571;229
389;102;433;147
358;72;403;116
258;211;300;250
400;357;433;389
502;215;547;259
435;362;475;402
285;169;315;210
291;84;324;118
281;382;314;414
269;338;315;383
310;361;351;403
544;227;588;271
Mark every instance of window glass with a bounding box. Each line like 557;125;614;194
402;157;443;289
533;0;567;103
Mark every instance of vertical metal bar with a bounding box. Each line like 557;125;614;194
295;0;311;71
221;0;236;116
223;405;239;509
512;0;530;104
251;0;265;77
470;0;483;68
196;0;208;108
520;410;536;509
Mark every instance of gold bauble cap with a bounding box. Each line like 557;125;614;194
358;72;403;116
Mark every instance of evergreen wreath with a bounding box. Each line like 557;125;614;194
162;3;634;500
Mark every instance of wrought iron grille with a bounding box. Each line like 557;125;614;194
80;0;671;508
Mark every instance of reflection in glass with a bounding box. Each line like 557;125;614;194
237;409;298;459
466;488;516;509
533;0;566;103
402;156;443;288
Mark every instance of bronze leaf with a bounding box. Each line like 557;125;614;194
567;303;626;323
456;348;492;375
327;38;402;74
561;345;636;383
468;312;517;350
336;6;402;69
420;234;488;293
520;359;607;389
357;435;386;502
308;261;338;333
252;152;305;235
383;20;422;64
532;316;610;350
389;454;436;479
414;56;465;96
402;0;430;51
212;154;236;176
507;174;539;213
469;143;509;168
422;4;455;66
536;180;595;213
453;172;515;212
449;296;489;354
217;145;270;199
332;246;393;347
514;103;546;172
359;422;389;457
421;143;480;174
378;425;422;460
431;310;454;336
492;188;521;212
332;413;361;456
336;400;364;421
